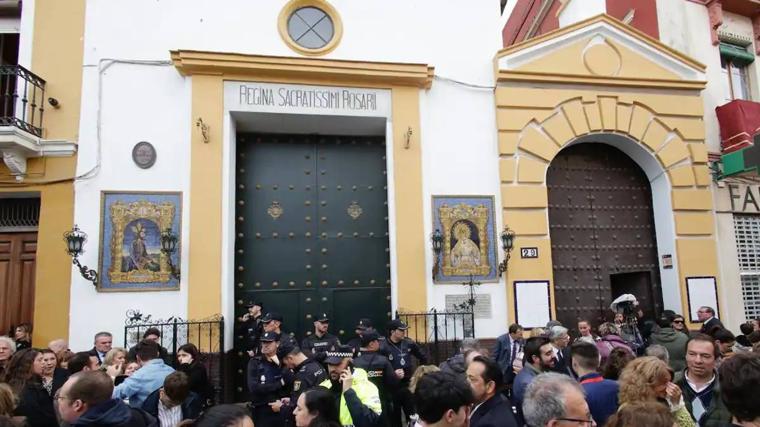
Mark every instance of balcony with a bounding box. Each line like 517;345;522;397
716;99;760;153
0;64;45;136
0;64;76;180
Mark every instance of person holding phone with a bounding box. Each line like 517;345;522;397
319;345;382;427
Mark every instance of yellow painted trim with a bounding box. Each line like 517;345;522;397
23;0;85;345
277;0;343;57
171;50;434;89
496;70;707;90
494;85;719;331
391;87;426;311
495;14;706;72
179;53;431;317
187;75;224;319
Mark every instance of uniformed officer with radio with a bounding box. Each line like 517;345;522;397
354;329;398;427
247;331;286;427
301;312;340;361
238;301;264;356
272;341;328;427
381;319;428;427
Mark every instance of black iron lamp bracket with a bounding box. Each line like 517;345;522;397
498;252;511;277
164;255;181;281
72;256;98;287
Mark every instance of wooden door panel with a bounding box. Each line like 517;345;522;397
0;258;12;334
547;144;661;329
0;233;37;336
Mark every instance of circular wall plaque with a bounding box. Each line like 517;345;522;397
132;141;157;169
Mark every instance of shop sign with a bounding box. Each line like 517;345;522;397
728;183;760;213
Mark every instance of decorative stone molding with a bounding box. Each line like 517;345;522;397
0;125;77;180
2;150;25;178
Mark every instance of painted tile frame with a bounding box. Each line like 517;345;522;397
98;191;182;292
432;195;498;284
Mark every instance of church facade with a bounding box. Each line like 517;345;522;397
0;0;754;351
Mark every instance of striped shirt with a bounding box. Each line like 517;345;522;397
158;400;183;427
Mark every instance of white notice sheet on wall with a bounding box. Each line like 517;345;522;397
514;281;551;328
686;276;718;323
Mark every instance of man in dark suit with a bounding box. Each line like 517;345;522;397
698;306;724;334
492;323;523;389
89;332;112;365
548;326;572;376
465;355;518;427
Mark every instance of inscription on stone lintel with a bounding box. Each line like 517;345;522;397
238;84;378;111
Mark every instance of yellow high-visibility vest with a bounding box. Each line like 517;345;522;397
319;367;382;427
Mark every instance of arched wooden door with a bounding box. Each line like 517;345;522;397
547;143;663;330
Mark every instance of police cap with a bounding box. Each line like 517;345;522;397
324;345;355;365
262;312;283;323
388;319;409;331
260;331;279;342
360;329;380;347
355;318;373;330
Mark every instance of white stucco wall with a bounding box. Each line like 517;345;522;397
69;0;509;349
70;62;191;350
657;1;751;332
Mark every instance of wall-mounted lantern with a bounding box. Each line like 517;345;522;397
431;228;443;280
63;224;98;287
160;228;180;280
498;226;515;277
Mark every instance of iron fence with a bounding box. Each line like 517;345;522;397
124;314;225;403
396;309;475;366
0;65;45;137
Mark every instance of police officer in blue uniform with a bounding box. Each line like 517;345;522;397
262;312;298;350
346;318;373;353
381;319;428;427
238;301;264;356
354;329;399;427
247;331;287;427
273;341;328;427
300;312;340;361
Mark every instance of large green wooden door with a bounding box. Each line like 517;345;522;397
234;134;392;343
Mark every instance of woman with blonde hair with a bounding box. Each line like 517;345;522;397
618;356;694;427
102;347;127;374
408;364;440;393
605;401;675;427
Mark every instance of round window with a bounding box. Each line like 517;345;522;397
287;6;335;50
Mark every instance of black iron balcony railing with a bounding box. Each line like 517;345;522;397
0;65;45;137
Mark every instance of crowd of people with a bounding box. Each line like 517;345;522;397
1;302;759;427
0;325;215;426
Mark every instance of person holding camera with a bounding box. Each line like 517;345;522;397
319;345;382;427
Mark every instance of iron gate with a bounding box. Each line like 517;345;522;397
123;314;225;403
396;309;475;365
